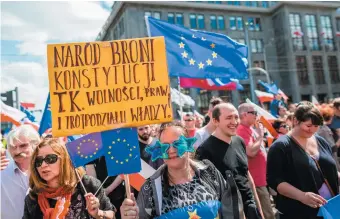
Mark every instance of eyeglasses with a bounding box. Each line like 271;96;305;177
247;111;258;116
280;125;288;129
35;154;59;168
184;119;194;122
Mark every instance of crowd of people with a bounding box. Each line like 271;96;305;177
1;96;340;219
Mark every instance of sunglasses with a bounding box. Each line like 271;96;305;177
247;111;258;116
35;154;59;168
280;125;288;128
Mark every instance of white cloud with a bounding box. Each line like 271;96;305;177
0;1;112;117
1;1;110;54
1;62;49;110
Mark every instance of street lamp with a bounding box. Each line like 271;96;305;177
263;38;275;74
244;21;256;103
248;67;270;84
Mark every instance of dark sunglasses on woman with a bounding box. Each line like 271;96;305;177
35;154;59;168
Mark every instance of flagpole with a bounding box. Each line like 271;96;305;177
94;176;109;196
123;174;131;199
178;77;184;122
75;169;87;194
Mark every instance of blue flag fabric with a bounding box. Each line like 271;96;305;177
258;80;279;95
66;132;104;167
66;128;141;176
318;195;340;219
146;16;248;80
156;200;221;219
20;106;36;122
103;128;141;176
38;94;51;135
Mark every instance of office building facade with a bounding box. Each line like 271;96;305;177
97;1;340;113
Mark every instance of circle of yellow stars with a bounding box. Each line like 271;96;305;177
178;35;218;70
106;138;137;165
77;138;99;159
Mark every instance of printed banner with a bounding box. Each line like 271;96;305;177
47;37;172;136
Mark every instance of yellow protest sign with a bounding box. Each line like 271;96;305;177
47;37;172;137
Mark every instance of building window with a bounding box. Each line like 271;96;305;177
236;39;246;45
168;13;175;24
228;1;241;5
230;17;243;30
144;11;151;17
229;17;236;30
210;15;217;30
237;17;243;30
296;56;309;85
290;13;305;51
245;1;257;7
312;56;325;84
247;17;261;31
328;56;340;83
153;12;161;20
176;13;184;25
250;39;263;53
262;1;269;8
198;14;205;29
145;11;161;19
218;16;225;30
253;60;266;69
270;1;278;6
320;16;335;51
190;14;197;28
305;15;320;51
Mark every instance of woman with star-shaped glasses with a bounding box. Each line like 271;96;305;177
120;121;244;219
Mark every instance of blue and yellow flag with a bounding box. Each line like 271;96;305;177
66;128;141;176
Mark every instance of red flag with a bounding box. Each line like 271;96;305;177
20;102;35;109
180;78;237;90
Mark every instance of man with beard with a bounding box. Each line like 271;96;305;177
137;125;163;169
1;125;40;219
195;103;263;219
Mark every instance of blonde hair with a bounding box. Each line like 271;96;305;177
29;138;85;196
6;125;40;148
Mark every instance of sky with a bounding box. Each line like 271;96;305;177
1;1;113;115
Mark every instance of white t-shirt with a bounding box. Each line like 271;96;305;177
193;126;212;149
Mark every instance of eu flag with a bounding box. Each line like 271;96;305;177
103;128;141;176
146;16;248;80
38;94;51;135
66;132;104;167
318;195;340;219
66;128;141;176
